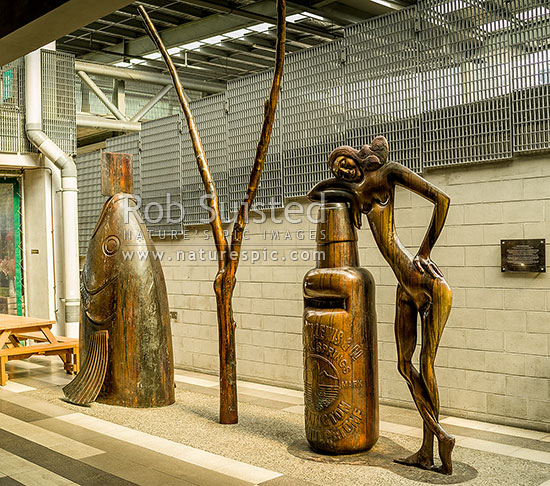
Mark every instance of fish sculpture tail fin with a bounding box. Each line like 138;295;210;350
63;330;109;406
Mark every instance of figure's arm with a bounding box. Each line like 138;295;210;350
387;163;450;277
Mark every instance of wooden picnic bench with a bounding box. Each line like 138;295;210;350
0;314;79;386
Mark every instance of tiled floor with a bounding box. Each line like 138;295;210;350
0;357;548;485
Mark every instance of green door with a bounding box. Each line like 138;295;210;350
0;178;23;316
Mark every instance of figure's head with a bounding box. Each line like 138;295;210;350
327;136;389;182
307;136;389;228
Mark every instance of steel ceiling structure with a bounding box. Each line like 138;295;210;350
56;0;414;89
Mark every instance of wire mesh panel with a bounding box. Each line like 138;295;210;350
0;59;33;154
228;70;282;212
181;93;229;225
76;151;105;255
418;0;512;167
140;115;183;233
106;132;142;197
282;41;344;198
511;0;550;152
42;50;77;157
345;8;422;172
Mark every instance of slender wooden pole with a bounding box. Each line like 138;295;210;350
138;2;286;424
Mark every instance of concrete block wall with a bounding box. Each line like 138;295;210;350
156;153;550;431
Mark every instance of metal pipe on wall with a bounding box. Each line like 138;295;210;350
74;60;225;93
25;48;80;338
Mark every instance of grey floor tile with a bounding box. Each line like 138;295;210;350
0;477;24;486
0;401;50;423
82;454;196;486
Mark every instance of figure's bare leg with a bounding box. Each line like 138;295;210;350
419;286;454;474
393;286;434;470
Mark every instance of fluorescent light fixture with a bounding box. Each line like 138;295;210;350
249;22;272;33
130;58;145;65
224;28;252;39
114;61;131;68
370;0;400;9
144;52;162;60
303;12;324;21
287;13;306;23
167;47;181;55
202;35;226;45
516;7;550;21
179;41;203;51
434;0;468;14
479;19;510;33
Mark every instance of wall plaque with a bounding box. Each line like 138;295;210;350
501;239;546;273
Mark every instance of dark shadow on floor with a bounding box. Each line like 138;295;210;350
288;438;478;484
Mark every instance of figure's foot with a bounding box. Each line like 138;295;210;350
431;436;455;475
394;451;434;470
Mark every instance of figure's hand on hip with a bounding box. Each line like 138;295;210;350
413;254;443;279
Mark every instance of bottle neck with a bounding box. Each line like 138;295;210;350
317;241;358;268
315;202;359;269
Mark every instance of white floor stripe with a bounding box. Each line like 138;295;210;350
0;448;78;485
174;375;218;388
175;370;304;399
0;413;103;460
1;381;36;393
441;416;549;441
5;360;44;370
282;405;304;415
58;413;282;484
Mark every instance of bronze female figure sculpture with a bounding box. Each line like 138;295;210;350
308;136;455;474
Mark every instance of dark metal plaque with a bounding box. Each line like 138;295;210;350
501;239;546;273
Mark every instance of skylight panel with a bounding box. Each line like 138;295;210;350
224;28;252;39
179;41;203;51
202;35;226;45
167;47;181;55
249;23;273;33
144;52;162;60
130;58;145;65
287;13;306;23
114;61;131;68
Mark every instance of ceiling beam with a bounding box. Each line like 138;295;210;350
178;0;340;40
80;0;320;63
0;0;135;65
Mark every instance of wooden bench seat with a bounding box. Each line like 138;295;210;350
0;314;79;386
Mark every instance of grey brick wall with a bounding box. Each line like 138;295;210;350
157;153;550;432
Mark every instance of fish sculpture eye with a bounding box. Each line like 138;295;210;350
103;235;120;256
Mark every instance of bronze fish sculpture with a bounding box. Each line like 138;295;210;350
64;192;175;408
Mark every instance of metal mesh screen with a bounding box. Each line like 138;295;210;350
42;50;77;157
105;132;142;197
0;59;33;154
282;41;344;198
511;0;550;152
345;8;422;172
181;93;229;225
140;114;183;233
76;150;104;255
228;70;282;212
418;0;512;167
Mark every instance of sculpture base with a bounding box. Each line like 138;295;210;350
288;439;477;485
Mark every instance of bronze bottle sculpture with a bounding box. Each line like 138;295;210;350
63;152;175;408
308;137;454;474
303;202;379;454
